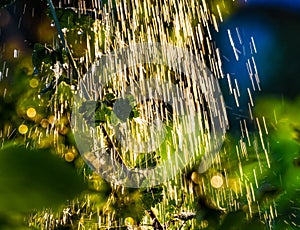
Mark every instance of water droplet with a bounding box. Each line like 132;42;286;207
13;49;19;58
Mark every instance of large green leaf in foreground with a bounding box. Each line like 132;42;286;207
0;145;87;213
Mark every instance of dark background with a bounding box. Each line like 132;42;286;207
1;0;300;94
1;0;300;138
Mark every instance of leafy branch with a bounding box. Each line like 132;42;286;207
46;0;81;79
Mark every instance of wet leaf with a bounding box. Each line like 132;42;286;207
220;212;266;230
32;43;54;69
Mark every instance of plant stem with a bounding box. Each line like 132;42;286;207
147;209;164;230
46;0;81;79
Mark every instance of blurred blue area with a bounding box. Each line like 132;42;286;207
218;16;276;91
219;2;300;93
215;2;300;129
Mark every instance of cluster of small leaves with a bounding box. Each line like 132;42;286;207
141;187;164;211
29;6;168;229
53;8;95;30
134;151;159;168
32;43;65;70
106;186;163;227
79;93;140;127
49;8;97;59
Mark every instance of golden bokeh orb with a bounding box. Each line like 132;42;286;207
210;174;224;189
65;151;75;162
29;78;39;88
124;217;135;226
48;115;55;125
40;119;49;128
18;124;28;134
26;107;37;118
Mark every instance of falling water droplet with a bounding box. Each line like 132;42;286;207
13;49;19;58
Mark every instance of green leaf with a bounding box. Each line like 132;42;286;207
140;187;163;210
95;103;112;124
113;98;132;122
51;8;95;31
104;93;115;102
0;145;88;213
32;43;65;72
32;44;55;70
220;212;266;230
134;152;159;168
